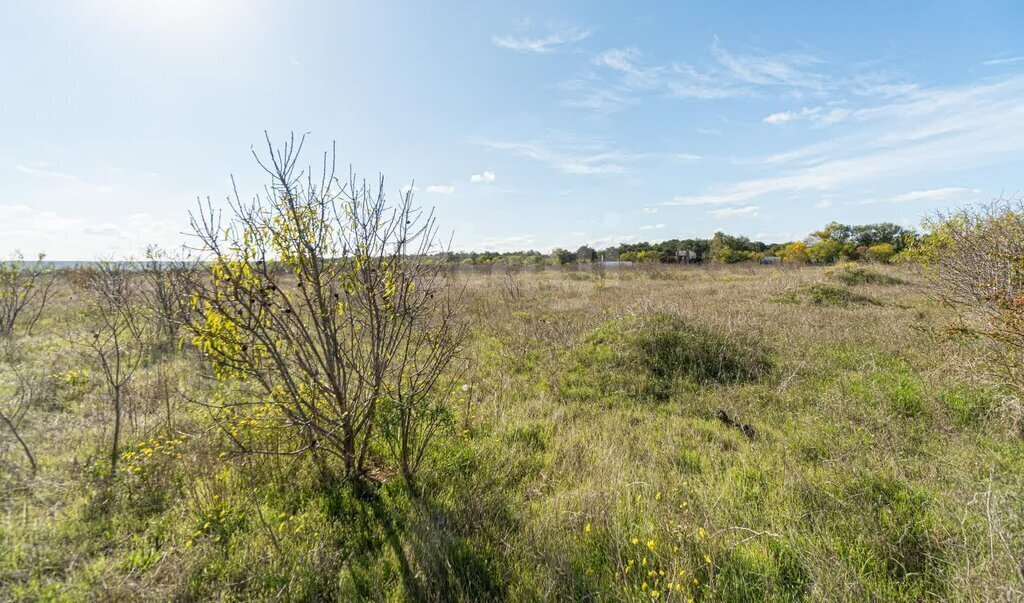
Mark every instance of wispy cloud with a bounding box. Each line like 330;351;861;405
0;205;182;258
642;206;659;214
15;164;77;180
983;55;1024;66
638;223;665;231
710;37;825;90
763;106;850;126
670;75;1024;208
470;171;496;184
889;187;980;203
567;37;830;113
460;234;537;252
670;153;702;162
484;138;645;175
493;26;591;54
708;205;759;217
426;185;455;194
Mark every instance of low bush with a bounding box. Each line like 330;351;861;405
775;284;883;307
560;312;773;402
826;263;907;286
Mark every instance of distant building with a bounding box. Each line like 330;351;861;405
677;250;702;263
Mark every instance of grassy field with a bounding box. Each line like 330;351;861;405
1;263;1022;601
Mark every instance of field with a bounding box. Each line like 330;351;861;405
2;263;1022;601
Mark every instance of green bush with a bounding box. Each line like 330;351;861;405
785;284;883;307
561;312;774;402
826;263;907;286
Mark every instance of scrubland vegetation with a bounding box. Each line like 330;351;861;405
2;148;1022;601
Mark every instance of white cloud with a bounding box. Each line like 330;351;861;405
484;139;645;175
642;206;659;214
983;55;1024;66
593;48;663;88
470;171;496;184
710;37;825;90
571;37;828;113
638;223;665;231
0;205;183;259
814;199;832;209
670;75;1024;208
459;234;536;252
708;205;759;218
763;106;849;126
670;153;702;162
889;187;980;203
493;26;591;54
426;185;455;194
561;88;638;113
589;233;640;248
15;164;77;180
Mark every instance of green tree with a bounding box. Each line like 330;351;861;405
576;245;597;263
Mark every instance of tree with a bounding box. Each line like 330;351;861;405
137;245;200;342
866;243;896;263
550;248;575;265
778;241;811;263
75;262;154;476
576;245;597;263
0;252;55;337
188;134;465;482
808;238;850;264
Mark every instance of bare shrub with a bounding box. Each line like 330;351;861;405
74;262;155;476
137;245;201;342
0;339;40;474
188;134;465;482
915;198;1024;391
0;252;55;337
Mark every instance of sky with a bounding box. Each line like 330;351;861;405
2;1;1024;259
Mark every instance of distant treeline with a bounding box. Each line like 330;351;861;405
439;221;917;265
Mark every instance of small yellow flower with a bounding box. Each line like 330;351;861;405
641;582;648;591
655;491;662;501
584;523;591;533
647;539;656;551
704;554;712;564
698;527;706;539
651;590;660;599
632;538;640;545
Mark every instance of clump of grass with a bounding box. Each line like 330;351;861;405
561;312;773;402
827;263;907;286
775;284;883;307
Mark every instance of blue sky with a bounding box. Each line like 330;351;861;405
2;1;1024;258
